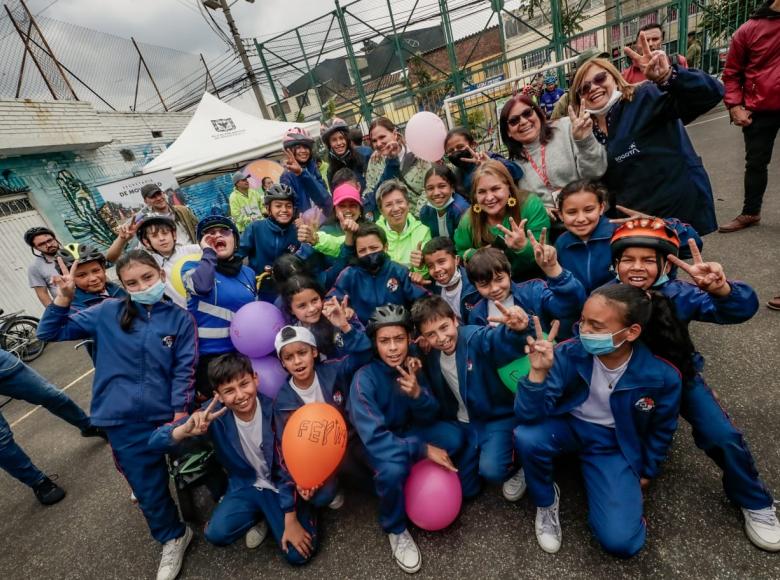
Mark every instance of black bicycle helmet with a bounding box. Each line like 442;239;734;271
23;226;56;247
264;183;296;207
56;243;106;269
136;215;176;242
367;304;412;339
196;214;240;242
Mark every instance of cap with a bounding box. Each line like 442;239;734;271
274;325;317;356
332;183;362;207
575;47;610;68
232;171;247;185
141;183;163;198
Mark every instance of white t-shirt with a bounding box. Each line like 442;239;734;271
440;350;469;423
487;295;515;327
234;399;277;492
290;374;326;405
154;244;201;308
440;279;464;322
436;212;449;238
570;353;632;429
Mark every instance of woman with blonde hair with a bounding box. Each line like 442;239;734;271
454;160;549;280
570;31;724;235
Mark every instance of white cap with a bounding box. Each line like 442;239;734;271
274;325;317;356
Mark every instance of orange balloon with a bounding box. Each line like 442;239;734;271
281;403;348;489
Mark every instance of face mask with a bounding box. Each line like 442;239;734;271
584;89;623;116
653;273;669;287
580;327;628;356
436;267;461;289
357;251;386;274
428;195;455;211
447;150;472;169
129;280;165;305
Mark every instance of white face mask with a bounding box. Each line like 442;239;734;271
436;267;462;289
585;89;623;116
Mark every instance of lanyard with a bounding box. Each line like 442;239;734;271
526;144;551;189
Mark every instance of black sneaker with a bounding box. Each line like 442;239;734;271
81;426;108;441
33;476;66;505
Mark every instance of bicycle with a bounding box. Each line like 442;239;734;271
0;309;46;363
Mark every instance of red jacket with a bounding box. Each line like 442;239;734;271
621;54;687;84
722;16;780;112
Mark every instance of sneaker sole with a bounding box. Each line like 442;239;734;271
537;540;562;554
767;303;780;311
503;487;527;502
160;528;194;580
395;558;422;574
744;522;780;552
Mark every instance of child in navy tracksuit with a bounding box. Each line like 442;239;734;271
273;317;374;506
149;353;319;565
329;223;428;324
421;237;479;322
411;295;532;502
348;304;468;574
37;250;197;580
610;218;780;551
514;285;686;557
465;246;585;336
419;164;470;239
183;215;257;398
280;127;334;215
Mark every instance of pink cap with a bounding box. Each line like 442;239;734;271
332;183;362;207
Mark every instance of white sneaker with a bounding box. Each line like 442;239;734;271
328;490;345;510
502;468;527;502
245;521;268;549
535;483;562;554
743;504;780;552
156;526;193;580
388;529;422;574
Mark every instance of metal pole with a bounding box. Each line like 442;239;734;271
217;0;270;118
200;53;220;98
549;0;565;85
295;29;325;118
255;40;286;121
335;1;372;123
4;4;56;99
132;57;141;111
131;37;168;111
439;0;466;122
386;0;414;102
678;0;690;57
15;18;32;98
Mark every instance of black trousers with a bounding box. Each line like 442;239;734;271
742;110;780;215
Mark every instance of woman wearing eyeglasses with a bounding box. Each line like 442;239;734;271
568;31;723;236
499;92;608;219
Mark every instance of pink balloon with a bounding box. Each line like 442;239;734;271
250;355;289;400
404;459;462;531
230;302;286;358
404;112;447;162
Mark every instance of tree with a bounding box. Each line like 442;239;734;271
700;0;761;43
323;97;336;121
408;54;452;112
517;0;591;38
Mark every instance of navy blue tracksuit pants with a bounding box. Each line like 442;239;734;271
105;422;186;544
683;376;772;510
459;416;517;487
515;415;645;558
205;486;318;565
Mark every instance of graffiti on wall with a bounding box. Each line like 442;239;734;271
55;169;116;247
0;169;29;195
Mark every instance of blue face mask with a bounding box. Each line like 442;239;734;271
653;273;669;287
129;280;166;305
580;327;628;356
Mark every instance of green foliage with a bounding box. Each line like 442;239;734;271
700;0;762;42
409;54;453;112
520;0;591;37
324;97;336;121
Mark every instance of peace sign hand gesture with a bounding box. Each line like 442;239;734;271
459;146;488;166
322;295;352;332
624;31;671;84
284;150;303;176
525;316;560;382
118;217;140;241
495;217;529;251
487;301;530;332
173;398;228;441
666;239;731;297
568;106;593;141
51;256;77;306
529;228;562;278
396;363;421;400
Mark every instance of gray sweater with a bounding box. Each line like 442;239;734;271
513;116;608;207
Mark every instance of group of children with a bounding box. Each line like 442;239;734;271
29;125;779;579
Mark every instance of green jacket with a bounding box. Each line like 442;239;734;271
229;188;265;233
453;193;550;279
376;214;431;274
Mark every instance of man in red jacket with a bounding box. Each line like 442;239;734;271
621;23;688;84
720;0;780;310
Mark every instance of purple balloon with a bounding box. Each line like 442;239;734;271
250;355;289;400
405;459;462;531
230;302;286;358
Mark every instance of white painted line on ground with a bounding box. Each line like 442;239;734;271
688;113;729;127
9;368;94;428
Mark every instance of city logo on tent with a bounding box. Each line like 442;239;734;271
211;118;236;133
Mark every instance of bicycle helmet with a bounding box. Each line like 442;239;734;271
56;242;106;268
282;127;314;150
544;75;558;85
23;226;56;248
367;304;412;339
136;215;176;242
264;183;296;207
611;218;680;262
321;118;350;148
195;214;240;242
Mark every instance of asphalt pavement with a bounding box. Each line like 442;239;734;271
1;111;779;579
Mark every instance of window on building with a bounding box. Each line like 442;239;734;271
482;59;504;79
296;93;310;108
521;48;550;71
393;93;415;109
151;130;163;138
569;31;598;53
667;5;678;21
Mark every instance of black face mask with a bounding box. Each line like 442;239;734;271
447;149;473;170
357;251;387;274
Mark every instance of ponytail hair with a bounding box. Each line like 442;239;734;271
591;284;697;382
115;250;162;333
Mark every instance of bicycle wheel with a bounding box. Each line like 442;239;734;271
1;316;46;363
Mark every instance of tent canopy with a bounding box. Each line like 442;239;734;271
142;92;320;178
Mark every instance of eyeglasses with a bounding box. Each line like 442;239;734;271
507;108;535;127
34;237;57;248
203;227;232;237
577;71;609;97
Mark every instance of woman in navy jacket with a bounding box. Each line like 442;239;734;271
37;250;197;580
569;31;723;235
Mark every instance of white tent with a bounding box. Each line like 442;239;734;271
142;92;320;179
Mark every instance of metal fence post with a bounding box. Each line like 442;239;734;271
386;0;415;112
549;0;565;86
439;0;467;124
255;40;287;121
295;29;326;119
335;0;373;123
678;0;691;57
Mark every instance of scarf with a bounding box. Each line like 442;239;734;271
216;254;244;277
